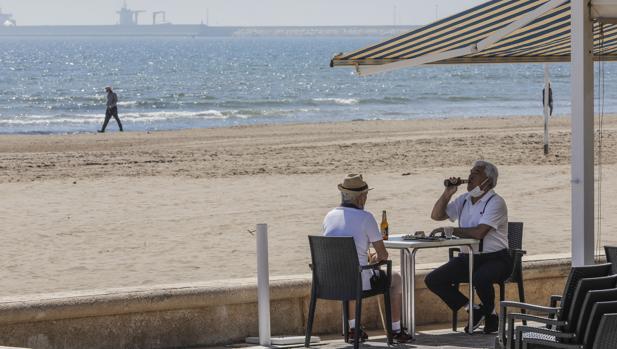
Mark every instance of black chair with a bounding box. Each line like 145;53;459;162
304;236;393;349
593;313;617;349
450;222;526;331
604;245;617;274
517;300;617;349
575;288;617;343
498;263;613;349
511;275;617;349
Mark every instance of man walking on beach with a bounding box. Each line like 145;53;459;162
99;86;123;133
425;160;512;334
322;174;411;344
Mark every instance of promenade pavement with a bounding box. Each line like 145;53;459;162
227;327;497;349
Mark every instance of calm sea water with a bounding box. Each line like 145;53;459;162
1;36;616;134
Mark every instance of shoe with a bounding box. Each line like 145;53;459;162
392;328;413;343
483;314;499;334
464;306;485;333
97;130;104;133
346;327;368;343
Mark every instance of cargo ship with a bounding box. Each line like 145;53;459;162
0;3;237;37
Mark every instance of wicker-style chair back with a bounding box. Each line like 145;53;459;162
305;235;394;348
507;222;523;250
604;245;617;274
308;235;361;301
575;287;617;341
558;263;613;321
566;274;617;332
593;313;617;349
584;301;617;347
505;222;524;285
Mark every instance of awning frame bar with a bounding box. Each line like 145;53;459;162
595;17;617;24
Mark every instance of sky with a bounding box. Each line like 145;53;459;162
1;0;486;26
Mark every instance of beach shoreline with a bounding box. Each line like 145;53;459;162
1;115;616;296
3;114;614;183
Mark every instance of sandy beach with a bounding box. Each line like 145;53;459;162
1;115;617;297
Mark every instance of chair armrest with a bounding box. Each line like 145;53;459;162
500;301;560;349
512;248;527;255
501;300;560;314
516;325;576;340
510;250;525;270
361;260;393;279
361;260;391;270
500;300;561;345
448;247;460;260
513;326;578;349
508;312;566;327
361;260;393;289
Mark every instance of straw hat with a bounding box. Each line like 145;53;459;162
338;174;372;194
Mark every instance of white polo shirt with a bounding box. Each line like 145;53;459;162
445;189;508;254
322;207;382;290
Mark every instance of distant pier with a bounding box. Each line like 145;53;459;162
0;25;416;37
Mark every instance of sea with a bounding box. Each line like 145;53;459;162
1;36;616;134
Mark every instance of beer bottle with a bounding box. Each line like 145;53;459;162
443;177;469;187
380;210;389;240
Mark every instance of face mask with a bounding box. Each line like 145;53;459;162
469;178;489;198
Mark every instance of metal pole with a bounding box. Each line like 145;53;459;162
571;0;595;266
543;63;550;155
467;245;474;334
256;224;271;346
400;250;407;329
410;249;417;339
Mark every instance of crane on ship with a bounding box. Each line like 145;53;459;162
152;11;170;25
117;1;144;26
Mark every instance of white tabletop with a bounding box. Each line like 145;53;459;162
382;234;479;249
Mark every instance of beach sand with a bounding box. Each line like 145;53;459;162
1;116;617;296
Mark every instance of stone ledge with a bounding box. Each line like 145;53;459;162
0;277;311;325
0;256;576;325
0;255;578;348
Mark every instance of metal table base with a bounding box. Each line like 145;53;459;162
399;244;475;340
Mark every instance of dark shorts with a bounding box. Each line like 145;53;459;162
106;106;118;117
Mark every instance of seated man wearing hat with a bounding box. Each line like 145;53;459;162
322;174;411;343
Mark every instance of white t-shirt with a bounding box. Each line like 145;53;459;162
445;189;508;254
322;206;383;290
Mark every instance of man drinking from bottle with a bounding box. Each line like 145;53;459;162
425;160;512;334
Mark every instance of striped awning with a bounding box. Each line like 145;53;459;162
331;0;617;74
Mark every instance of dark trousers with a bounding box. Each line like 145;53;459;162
424;249;512;315
101;106;123;131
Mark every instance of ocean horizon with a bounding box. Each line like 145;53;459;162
1;36;616;134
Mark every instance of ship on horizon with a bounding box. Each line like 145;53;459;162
0;3;413;38
0;8;16;26
0;2;237;37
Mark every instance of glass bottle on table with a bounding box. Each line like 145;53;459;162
380;210;389;240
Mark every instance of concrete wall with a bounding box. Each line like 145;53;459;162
0;257;572;349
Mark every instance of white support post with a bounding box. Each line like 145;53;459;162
571;0;595;266
247;223;320;347
257;224;271;346
543;64;551;155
